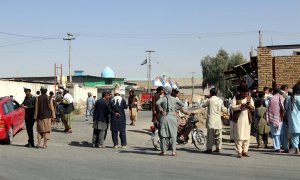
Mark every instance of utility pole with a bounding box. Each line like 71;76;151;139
54;63;63;94
191;72;195;103
63;33;75;84
146;50;155;93
259;30;262;47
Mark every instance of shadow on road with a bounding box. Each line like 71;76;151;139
221;147;236;151
118;146;159;156
261;152;299;157
51;129;66;133
127;129;152;135
0;141;29;148
247;145;275;153
177;148;234;157
0;140;8;145
69;141;93;148
222;138;234;143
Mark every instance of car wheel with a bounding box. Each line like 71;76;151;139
6;126;13;144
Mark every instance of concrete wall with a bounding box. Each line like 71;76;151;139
72;84;97;113
0;80;97;113
0;80;55;103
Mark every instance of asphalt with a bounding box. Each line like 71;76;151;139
0;110;300;180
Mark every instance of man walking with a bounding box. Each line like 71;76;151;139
92;92;110;148
128;90;139;126
202;88;227;153
21;87;36;148
85;92;95;122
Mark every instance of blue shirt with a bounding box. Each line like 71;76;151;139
286;95;300;133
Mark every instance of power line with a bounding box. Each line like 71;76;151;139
0;31;63;39
75;31;258;39
0;39;53;48
2;30;300;41
263;31;300;35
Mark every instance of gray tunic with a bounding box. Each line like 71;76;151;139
156;95;185;138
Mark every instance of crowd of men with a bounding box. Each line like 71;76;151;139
252;83;300;154
18;80;300;158
226;82;300;157
21;86;74;149
151;81;300;158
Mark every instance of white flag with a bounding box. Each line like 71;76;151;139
141;58;147;65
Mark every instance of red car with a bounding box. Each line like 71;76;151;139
0;96;25;144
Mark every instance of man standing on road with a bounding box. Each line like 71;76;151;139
201;88;227;153
85;92;95;122
156;86;185;156
62;88;75;134
231;83;254;158
152;86;164;124
108;88;128;149
21;87;36;148
34;86;55;148
128;90;139;126
266;86;288;153
92;92;110;148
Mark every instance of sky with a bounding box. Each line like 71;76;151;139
0;0;300;79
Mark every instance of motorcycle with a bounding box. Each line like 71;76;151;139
150;115;206;151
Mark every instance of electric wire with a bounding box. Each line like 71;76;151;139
0;31;63;39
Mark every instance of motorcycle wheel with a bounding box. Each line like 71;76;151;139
192;128;206;150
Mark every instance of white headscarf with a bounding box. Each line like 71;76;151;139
112;95;122;106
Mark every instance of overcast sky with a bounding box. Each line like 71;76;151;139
0;0;299;79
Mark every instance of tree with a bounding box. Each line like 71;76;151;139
201;49;247;97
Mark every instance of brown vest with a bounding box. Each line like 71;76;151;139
37;95;52;120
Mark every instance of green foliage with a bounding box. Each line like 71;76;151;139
201;49;247;97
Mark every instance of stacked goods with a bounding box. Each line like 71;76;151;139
192;108;207;128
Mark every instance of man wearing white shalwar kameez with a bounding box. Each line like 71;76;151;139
231;84;254;158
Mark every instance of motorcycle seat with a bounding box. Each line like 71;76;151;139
190;120;199;123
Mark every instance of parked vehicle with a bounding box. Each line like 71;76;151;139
151;114;206;151
140;92;152;110
0;97;25;144
141;99;152;110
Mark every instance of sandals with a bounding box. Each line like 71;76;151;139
36;144;47;149
36;145;44;149
159;152;167;156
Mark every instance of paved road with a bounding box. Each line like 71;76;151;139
0;110;300;180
